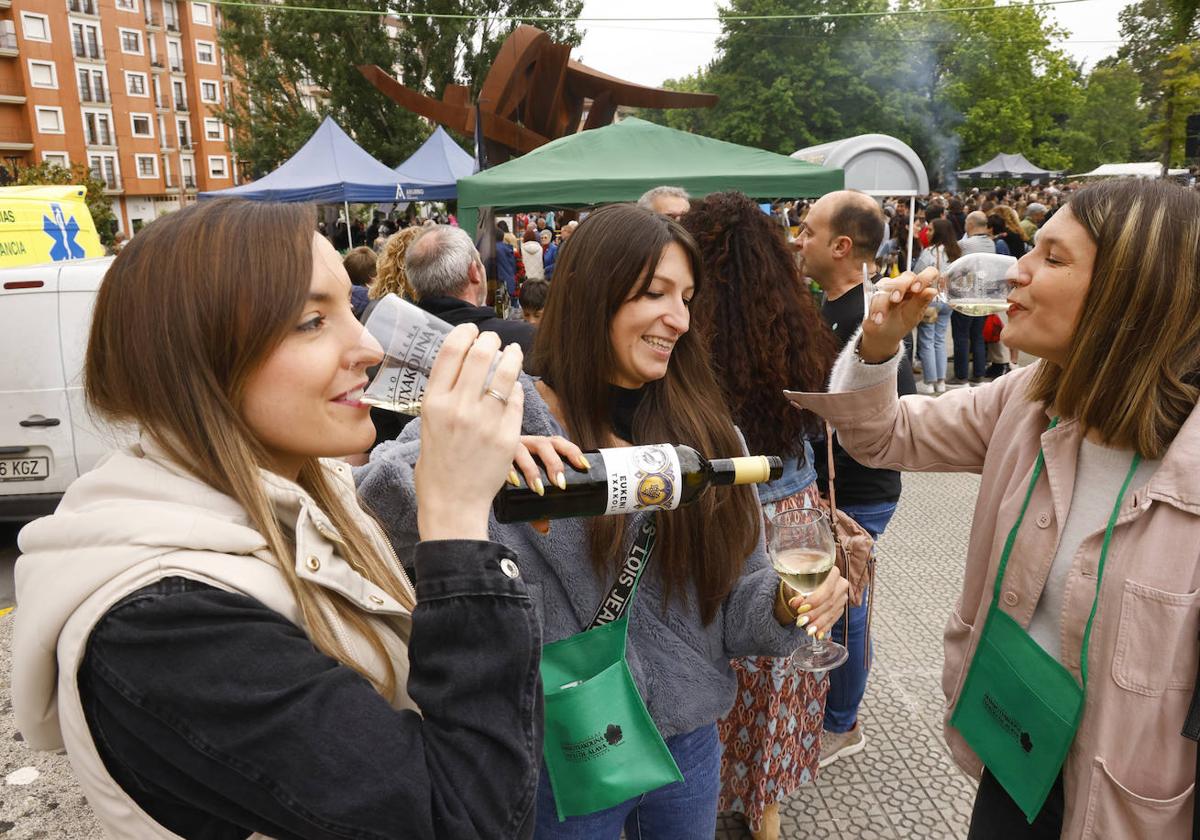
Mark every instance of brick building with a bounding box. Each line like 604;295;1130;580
0;0;239;236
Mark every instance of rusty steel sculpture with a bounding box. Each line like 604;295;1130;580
358;24;717;165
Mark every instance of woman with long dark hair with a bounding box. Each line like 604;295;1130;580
359;203;849;839
683;191;838;840
913;217;963;394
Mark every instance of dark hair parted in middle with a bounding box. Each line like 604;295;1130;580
682;191;838;457
531;203;761;624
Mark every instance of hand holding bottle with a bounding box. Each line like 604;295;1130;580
415;325;524;542
859;267;939;363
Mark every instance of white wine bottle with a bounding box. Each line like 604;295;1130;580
493;443;783;523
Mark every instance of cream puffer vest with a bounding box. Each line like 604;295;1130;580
12;439;418;839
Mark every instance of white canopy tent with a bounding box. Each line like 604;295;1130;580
793;133;929;269
1073;162;1190;178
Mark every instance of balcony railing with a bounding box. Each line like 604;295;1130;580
154;96;167;109
144;12;160;28
165;19;180;32
169;58;185;73
91;172;121;190
80;88;108;103
176;100;189;112
68;0;98;15
0;33;16;52
86;131;113;146
180;138;193;149
183;174;196;189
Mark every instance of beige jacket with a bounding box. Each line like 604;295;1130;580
11;439;417;839
791;341;1199;839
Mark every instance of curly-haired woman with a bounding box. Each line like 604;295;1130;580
683;192;838;840
369;226;423;303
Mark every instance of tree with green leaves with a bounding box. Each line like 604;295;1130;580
217;1;583;178
1058;60;1148;172
12;162;116;247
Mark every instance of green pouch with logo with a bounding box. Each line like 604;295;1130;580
950;420;1140;822
539;517;683;821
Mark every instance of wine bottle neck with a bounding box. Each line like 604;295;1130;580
710;456;778;486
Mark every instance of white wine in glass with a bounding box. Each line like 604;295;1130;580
768;507;849;672
937;253;1017;316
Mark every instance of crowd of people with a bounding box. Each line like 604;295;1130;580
9;173;1200;840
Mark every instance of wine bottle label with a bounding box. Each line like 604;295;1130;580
598;444;683;515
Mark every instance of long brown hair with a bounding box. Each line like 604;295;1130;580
86;198;413;697
683;191;837;456
531;204;760;624
1025;179;1200;458
929;217;962;262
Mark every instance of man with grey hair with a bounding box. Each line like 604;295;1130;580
406;225;536;356
959;211;996;256
637;185;691;220
1021;202;1047;245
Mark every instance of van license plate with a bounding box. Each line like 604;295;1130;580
0;457;49;481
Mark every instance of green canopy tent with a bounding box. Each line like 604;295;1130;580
456;117;844;234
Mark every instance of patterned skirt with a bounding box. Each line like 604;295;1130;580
718;482;828;830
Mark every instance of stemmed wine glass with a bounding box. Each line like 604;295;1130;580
768;508;849;671
936;253;1018;316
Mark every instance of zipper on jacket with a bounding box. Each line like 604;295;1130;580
370;518;415;604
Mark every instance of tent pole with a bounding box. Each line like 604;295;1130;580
345;201;353;248
907;195;915;272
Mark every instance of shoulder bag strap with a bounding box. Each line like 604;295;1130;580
587;516;657;630
824;421;853;653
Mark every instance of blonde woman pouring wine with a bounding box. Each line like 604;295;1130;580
788;178;1200;839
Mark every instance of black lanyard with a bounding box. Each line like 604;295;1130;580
588;517;656;629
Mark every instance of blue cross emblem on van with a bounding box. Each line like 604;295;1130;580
43;203;86;261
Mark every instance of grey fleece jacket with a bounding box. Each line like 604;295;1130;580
354;377;808;740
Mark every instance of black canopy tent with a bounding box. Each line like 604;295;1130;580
956;152;1061;180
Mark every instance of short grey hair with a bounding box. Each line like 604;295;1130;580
405;225;479;299
637;185;690;209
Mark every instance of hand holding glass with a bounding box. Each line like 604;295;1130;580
768;507;849;672
935;253;1018;316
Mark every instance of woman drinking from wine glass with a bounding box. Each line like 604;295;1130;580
788;178;1200;839
682;191;839;840
12;199;543;839
358;203;849;839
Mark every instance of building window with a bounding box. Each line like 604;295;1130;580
200;81;219;103
89;154;119;190
119;28;143;55
135;154;158;178
83;111;114;146
203;117;223;140
125;71;148;97
35;107;64;134
77;68;108;104
115;0;138;10
167;38;183;72
130;113;153;138
20;13;51;42
195;40;215;64
208;155;228;178
177;117;191;148
192;2;212;25
42;152;70;168
71;22;102;59
181;155;196;188
28;61;57;89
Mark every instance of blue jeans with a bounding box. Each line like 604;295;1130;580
917;302;952;383
534;723;721;839
952;311;988;380
824;500;897;734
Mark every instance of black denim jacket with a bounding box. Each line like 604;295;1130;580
78;540;542;840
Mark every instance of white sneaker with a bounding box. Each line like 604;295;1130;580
819;725;867;768
935;380;946;394
915;381;935;395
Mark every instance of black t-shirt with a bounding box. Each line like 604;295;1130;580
815;281;915;505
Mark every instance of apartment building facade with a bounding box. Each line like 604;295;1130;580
0;0;238;236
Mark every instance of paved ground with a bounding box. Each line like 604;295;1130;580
0;469;982;838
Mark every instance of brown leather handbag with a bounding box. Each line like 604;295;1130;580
818;421;877;665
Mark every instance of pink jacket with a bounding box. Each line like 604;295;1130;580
791;356;1199;838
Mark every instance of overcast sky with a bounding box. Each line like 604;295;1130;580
576;0;1126;88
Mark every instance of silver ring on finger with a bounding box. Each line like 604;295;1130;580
484;388;509;406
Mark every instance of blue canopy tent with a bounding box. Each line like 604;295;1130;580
392;126;475;201
200;116;403;247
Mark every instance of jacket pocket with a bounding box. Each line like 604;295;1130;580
941;606;975;702
1111;580;1200;697
1082;756;1193;838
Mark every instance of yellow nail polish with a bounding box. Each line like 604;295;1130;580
796;603;812;614
508;470;521;487
533;478;545;496
555;472;567;491
797;615;809;628
580;456;592;470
